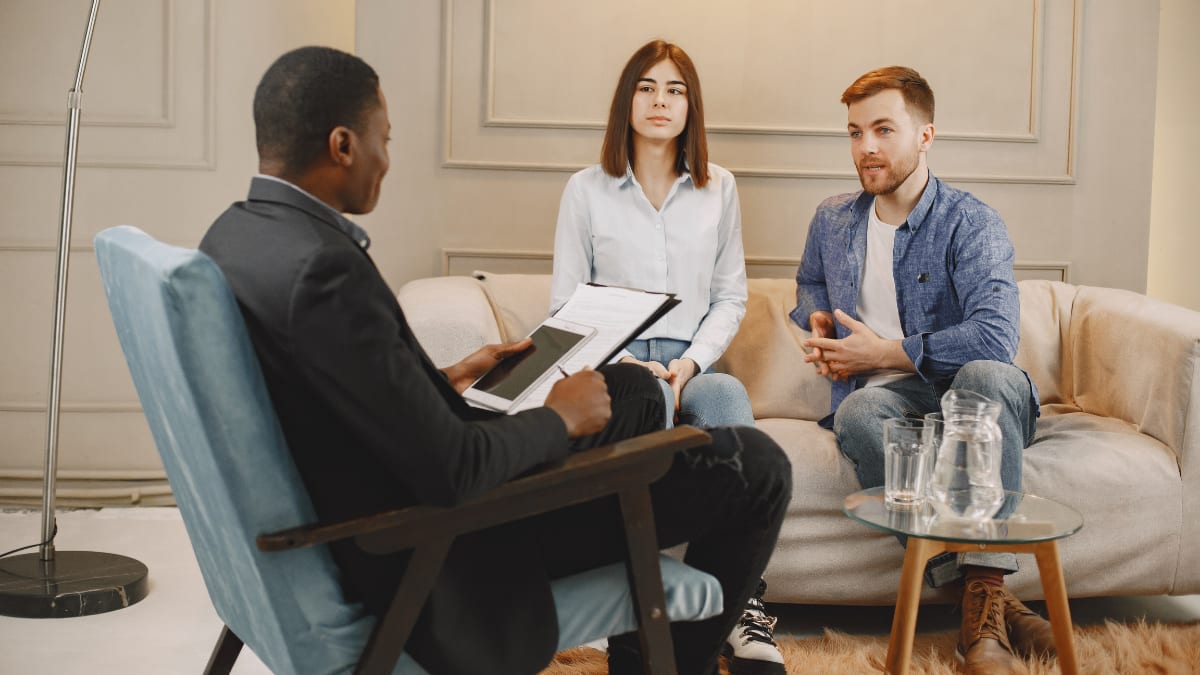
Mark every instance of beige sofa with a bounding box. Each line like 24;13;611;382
397;273;1200;605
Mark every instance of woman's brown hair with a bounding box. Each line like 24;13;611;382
600;40;709;188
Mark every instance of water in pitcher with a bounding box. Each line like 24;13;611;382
927;390;1005;522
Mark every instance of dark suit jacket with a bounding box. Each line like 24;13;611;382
201;177;567;674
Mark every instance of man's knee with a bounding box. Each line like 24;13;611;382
598;362;667;435
705;427;790;492
601;362;661;400
953;360;1024;394
832;388;897;461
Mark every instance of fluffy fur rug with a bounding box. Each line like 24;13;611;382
540;620;1200;674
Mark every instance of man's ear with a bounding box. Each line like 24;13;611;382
329;126;355;167
918;122;935;152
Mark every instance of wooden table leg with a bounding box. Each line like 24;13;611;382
1034;541;1079;675
886;537;944;674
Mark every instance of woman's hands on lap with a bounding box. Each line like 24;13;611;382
620;356;698;412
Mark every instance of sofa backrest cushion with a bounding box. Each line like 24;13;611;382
1014;280;1078;406
716;279;831;421
465;273;1094;423
397;276;503;368
472;271;552;342
472;272;831;421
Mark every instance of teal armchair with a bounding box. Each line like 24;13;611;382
94;225;721;675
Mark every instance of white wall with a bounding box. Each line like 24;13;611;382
356;1;1161;295
1148;0;1200;311
0;1;355;491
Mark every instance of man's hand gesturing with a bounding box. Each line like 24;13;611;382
803;310;838;379
803;309;914;381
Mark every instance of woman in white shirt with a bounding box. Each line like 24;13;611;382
550;40;755;432
550;41;783;675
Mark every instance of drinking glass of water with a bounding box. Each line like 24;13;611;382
883;418;932;509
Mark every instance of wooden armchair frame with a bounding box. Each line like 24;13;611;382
205;426;712;675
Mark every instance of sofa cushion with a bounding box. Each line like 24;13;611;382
1021;406;1183;598
396;276;502;368
717;279;830;422
755;418;906;603
1014;280;1078;406
472;271;552;342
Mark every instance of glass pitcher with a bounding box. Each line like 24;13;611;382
926;389;1005;521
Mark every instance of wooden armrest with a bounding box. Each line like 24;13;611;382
257;425;711;554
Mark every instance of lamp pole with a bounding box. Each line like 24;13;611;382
0;0;150;619
39;0;103;564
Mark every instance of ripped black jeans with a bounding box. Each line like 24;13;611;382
534;363;792;675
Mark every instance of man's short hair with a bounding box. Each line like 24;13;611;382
253;46;380;174
841;66;935;124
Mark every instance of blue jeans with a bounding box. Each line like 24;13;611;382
624;338;755;429
833;360;1037;585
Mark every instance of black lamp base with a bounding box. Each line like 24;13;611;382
0;550;148;618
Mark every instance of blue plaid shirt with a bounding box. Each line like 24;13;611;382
790;172;1036;416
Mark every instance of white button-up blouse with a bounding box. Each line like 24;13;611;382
550;163;748;372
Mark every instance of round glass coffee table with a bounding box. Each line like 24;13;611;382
844;487;1084;675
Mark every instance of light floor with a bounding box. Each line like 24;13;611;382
1;507;1198;674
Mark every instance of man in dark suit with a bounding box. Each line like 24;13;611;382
200;46;791;675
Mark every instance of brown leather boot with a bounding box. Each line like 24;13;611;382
1003;590;1057;658
958;579;1029;675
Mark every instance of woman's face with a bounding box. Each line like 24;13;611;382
629;58;688;143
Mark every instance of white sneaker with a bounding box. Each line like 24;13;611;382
724;578;785;675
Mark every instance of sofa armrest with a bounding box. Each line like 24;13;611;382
1066;284;1200;594
396;276;503;368
1067;285;1200;462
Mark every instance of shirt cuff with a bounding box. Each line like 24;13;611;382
901;333;931;383
680;349;714;374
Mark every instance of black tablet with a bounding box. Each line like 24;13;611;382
463;317;594;412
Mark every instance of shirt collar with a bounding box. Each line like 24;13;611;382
615;161;695;189
849;169;939;232
905;170;939;233
252;173;372;250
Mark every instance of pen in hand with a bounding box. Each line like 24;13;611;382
557;365;570;379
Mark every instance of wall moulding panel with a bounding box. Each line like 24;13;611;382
0;402;142;414
0;410;160;473
0;243;96;253
442;248;1069;283
442;0;1080;184
0;0;215;169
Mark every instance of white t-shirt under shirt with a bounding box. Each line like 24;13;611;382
857;199;913;388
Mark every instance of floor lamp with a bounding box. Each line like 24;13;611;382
0;0;149;618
